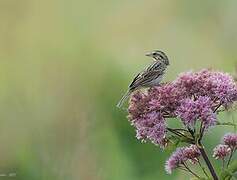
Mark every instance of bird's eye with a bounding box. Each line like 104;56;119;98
153;52;157;56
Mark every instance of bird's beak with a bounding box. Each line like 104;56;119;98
145;52;152;57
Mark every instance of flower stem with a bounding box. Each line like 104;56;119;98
227;149;234;167
198;143;219;180
182;162;201;179
222;159;225;169
198;160;209;178
178;167;198;178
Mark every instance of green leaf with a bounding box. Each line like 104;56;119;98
190;177;211;180
220;160;237;180
216;121;237;128
165;135;181;150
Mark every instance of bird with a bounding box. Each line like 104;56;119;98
116;50;170;108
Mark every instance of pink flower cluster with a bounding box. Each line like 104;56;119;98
223;133;237;150
165;145;200;174
213;133;237;160
213;145;231;160
128;69;237;147
176;96;216;129
174;70;237;105
134;111;166;145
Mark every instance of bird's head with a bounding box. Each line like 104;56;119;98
145;50;169;65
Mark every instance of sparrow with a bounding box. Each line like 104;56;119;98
116;50;170;108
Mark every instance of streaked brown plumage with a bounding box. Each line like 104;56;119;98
116;50;170;108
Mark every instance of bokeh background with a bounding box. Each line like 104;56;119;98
0;0;237;179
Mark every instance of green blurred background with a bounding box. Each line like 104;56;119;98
0;0;237;179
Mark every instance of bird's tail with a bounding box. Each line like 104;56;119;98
116;90;131;108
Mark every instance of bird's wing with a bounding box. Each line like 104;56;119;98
129;69;164;90
129;72;142;89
